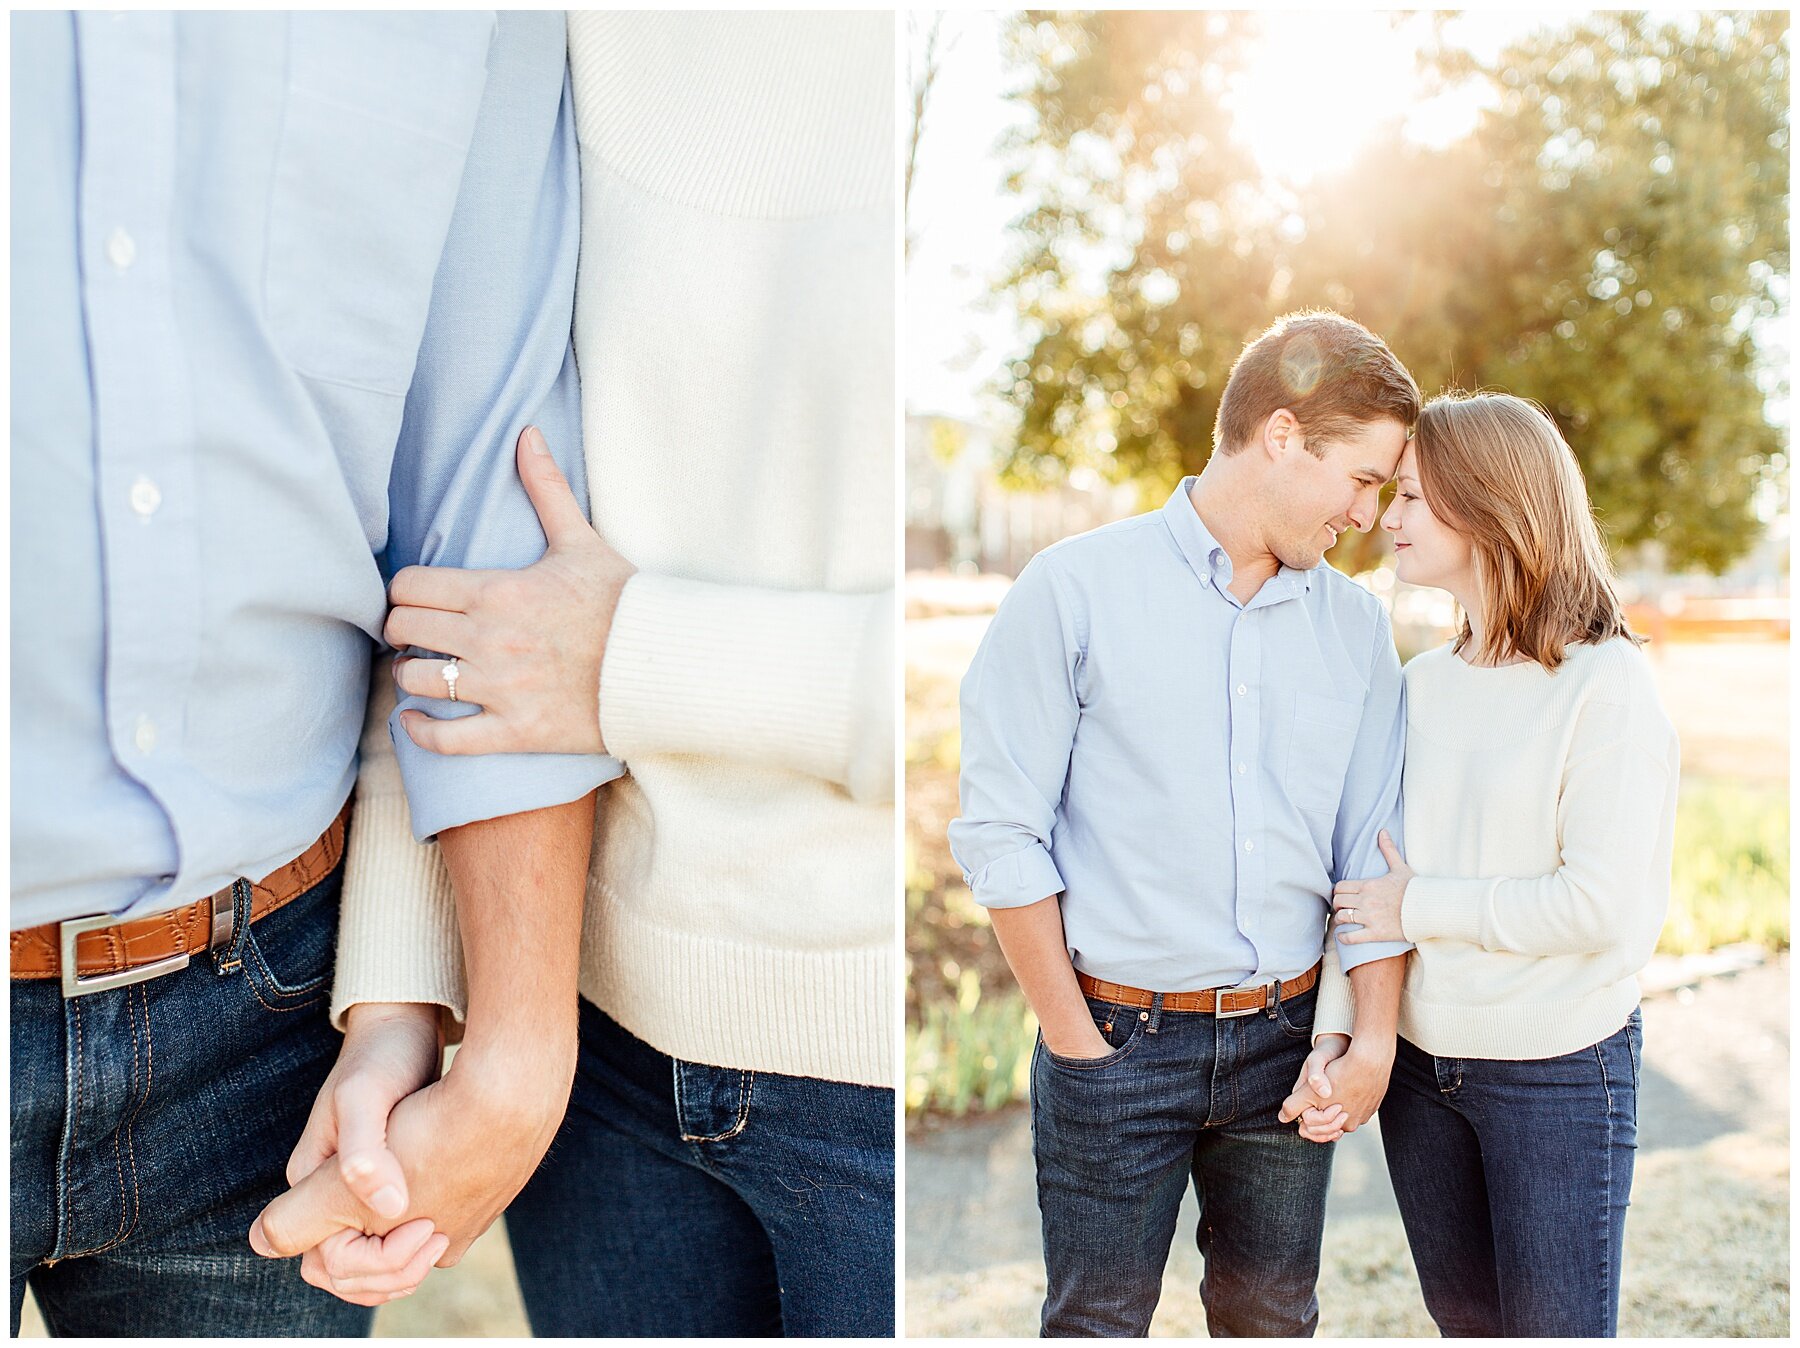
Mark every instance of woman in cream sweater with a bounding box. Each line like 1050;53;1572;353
304;12;895;1336
1313;392;1679;1337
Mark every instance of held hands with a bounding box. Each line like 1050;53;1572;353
1279;1031;1397;1144
1331;830;1413;945
1278;1034;1350;1141
386;426;636;757
251;1005;578;1304
276;1002;445;1304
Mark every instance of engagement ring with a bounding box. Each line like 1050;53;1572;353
443;659;460;702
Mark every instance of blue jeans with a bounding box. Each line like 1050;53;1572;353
504;997;895;1337
1031;981;1335;1338
10;868;372;1337
1378;1011;1642;1337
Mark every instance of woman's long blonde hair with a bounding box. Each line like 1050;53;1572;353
1413;391;1641;671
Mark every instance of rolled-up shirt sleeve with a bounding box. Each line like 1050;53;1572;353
383;14;623;840
1329;606;1415;972
948;556;1081;909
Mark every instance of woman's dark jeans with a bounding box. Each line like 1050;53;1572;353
10;869;372;1337
504;996;895;1338
1031;981;1335;1338
1379;1010;1642;1338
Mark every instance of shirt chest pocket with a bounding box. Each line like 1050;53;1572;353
264;12;495;395
1284;690;1362;816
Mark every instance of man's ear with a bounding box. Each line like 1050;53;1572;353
1262;408;1302;463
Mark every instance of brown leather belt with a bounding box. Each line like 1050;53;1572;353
10;799;351;997
1077;960;1321;1017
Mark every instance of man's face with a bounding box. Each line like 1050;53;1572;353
1266;416;1408;571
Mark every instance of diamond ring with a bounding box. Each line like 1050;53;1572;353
443;659;461;703
1339;907;1357;924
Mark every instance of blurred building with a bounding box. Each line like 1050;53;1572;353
906;412;1139;577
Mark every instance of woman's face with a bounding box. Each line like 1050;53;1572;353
1380;442;1474;593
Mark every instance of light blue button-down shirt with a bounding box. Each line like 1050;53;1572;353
12;11;623;929
950;479;1413;992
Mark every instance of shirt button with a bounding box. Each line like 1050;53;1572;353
1236;683;1247;696
134;716;157;754
1237;762;1247;774
1244;838;1255;852
107;227;136;270
129;476;162;517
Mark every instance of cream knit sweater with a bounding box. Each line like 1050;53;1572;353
330;12;896;1089
1393;637;1679;1060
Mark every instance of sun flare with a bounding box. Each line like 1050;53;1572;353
1225;12;1473;186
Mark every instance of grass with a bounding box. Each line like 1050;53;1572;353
1662;777;1790;954
907;981;1038;1117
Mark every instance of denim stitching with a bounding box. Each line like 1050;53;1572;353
677;1068;754;1144
1204;1021;1238;1127
55;995;85;1262
117;983;152;1240
241;965;327;1015
63;989;137;1260
243;929;328;1003
67;987;155;1260
1043;1022;1145;1072
215;879;249;975
1594;1038;1614;1327
236;899;328;1013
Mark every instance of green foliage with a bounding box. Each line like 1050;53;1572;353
927;418;968;468
994;11;1789;574
1663;776;1789;953
905;979;1039;1116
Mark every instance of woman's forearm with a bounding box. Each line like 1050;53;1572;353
601;575;893;800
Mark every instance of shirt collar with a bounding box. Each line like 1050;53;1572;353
1162;477;1314;603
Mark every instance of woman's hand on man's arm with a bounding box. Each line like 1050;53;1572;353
388;426;636;758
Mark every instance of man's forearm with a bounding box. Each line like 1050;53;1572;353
436;793;595;1081
989;895;1101;1054
1343;952;1406;1050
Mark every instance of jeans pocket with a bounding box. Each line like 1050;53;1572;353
1041;999;1147;1072
674;1060;755;1144
1274;985;1319;1040
236;875;339;1012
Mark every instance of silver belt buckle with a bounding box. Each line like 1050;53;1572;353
1213;984;1262;1019
59;912;192;999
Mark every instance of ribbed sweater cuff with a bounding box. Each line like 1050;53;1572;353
1402;876;1490;946
600;573;891;798
332;787;467;1030
1313;941;1354;1040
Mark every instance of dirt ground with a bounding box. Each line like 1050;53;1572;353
904;956;1791;1337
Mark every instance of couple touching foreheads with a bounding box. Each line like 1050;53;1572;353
952;311;1678;1338
12;10;893;1339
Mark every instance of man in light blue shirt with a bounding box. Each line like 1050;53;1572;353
950;312;1421;1336
12;12;611;1334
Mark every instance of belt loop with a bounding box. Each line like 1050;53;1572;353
1147;992;1164;1034
1267;974;1284;1021
212;879;251;975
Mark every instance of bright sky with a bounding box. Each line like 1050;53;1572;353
905;11;1548;421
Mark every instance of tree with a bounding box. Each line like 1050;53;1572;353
993;11;1789;574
